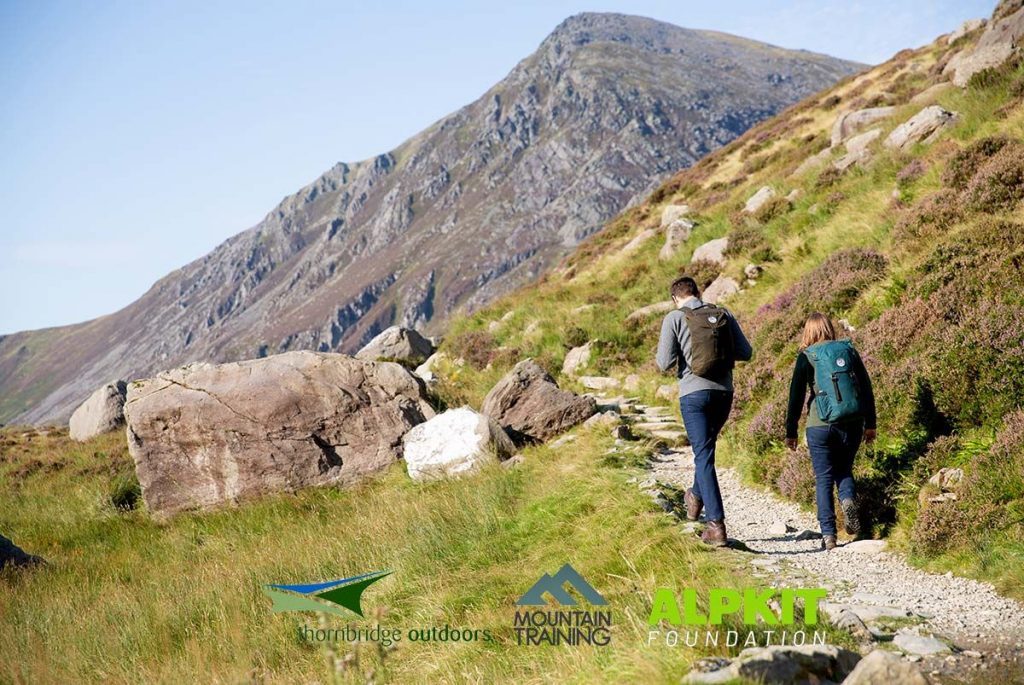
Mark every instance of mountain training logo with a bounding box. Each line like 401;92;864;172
513;564;612;646
263;570;391;618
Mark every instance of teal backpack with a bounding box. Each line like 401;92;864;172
804;339;862;423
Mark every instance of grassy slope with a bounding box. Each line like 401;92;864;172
438;25;1024;599
2;425;820;684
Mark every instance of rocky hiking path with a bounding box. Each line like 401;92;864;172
587;393;1024;682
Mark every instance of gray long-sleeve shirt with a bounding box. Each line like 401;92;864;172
655;297;753;397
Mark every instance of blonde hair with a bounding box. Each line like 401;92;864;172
800;312;837;349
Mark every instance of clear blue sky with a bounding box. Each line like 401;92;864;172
0;0;993;335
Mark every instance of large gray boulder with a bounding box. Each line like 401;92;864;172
883;106;958;150
402;407;514;480
0;534;44;570
355;326;434;364
843;649;929;685
124;351;435;516
69;380;127;442
481;359;596;445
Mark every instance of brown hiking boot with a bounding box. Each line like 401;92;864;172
684;488;703;521
701;520;728;547
822;535;838;551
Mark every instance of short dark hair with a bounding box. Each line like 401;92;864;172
671;276;699;299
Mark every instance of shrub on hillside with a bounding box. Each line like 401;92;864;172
896;159;927;186
942;136;1012;190
680;259;720;291
446;330;498;370
725;223;769;257
776;446;816;506
910;500;970;555
753;196;791;224
893;190;963;243
964;144;1024;213
963;410;1024;506
815;166;843;189
564;326;589;349
748;400;787;454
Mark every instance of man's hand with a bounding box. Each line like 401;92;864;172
785;437;798;451
864;428;877;444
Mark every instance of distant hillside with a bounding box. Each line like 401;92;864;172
0;12;860;425
431;2;1024;597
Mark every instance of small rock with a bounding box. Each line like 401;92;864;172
501;454;524;469
578;376;620;391
702;275;740;304
833;609;873;642
620;228;658;255
927;467;963;491
561;342;593;376
785;188;801;203
659;218;696;261
583;410;620;428
768;519;795;536
611;424;634;440
550;434;577;449
626;300;675;322
402;407;515;481
843;539;887;554
743;186;777;214
963;650;983;658
831;107;895;147
355;325;434;364
660;204;691;227
744;263;763;279
795;530;822;541
691;237;729;266
622;374;641;392
843;649;929;685
894;630;952;657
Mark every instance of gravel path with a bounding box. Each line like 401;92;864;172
597;393;1024;676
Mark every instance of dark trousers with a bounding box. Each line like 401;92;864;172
679;390;734;522
805;422;862;536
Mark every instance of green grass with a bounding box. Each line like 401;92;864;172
0;426;788;684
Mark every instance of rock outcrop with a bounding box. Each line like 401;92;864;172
68;380;127;442
626;301;675;322
0;534;44;570
944;6;1024;86
683;644;860;684
402;407;514;480
355;326;434;364
481;359;596;444
123;351;434;516
883;106;958;150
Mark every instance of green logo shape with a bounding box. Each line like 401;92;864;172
263;570;391;617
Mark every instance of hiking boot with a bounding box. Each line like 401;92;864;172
684;488;703;521
822;535;838;551
840;498;860;536
701;520;728;547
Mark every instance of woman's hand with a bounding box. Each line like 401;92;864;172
785;437;798;451
864;428;877;443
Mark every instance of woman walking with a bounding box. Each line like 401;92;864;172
784;313;876;550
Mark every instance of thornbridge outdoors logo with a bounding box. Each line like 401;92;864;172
513;564;612;646
263;570;391;618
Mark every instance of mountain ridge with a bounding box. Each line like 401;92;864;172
0;12;861;425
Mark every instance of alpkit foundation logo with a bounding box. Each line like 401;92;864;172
513;564;612;646
263;570;392;618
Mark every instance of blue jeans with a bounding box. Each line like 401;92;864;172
679;390;733;522
806;422;862;536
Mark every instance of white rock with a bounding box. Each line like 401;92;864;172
691;237;729;266
579;376;620;391
355;326;434;364
402;407;515;481
660;204;691;227
743;186;776;214
844;539;887;554
69;381;127;442
623;374;641;392
584;411;620;428
414;352;446;385
910;82;953;105
834;128;882;170
626;301;675;322
843;649;929;685
561;342;593;376
620;228;658;255
744;264;763;279
768;519;795;535
702;275;740;304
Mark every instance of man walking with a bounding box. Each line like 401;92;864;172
656;276;753;546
